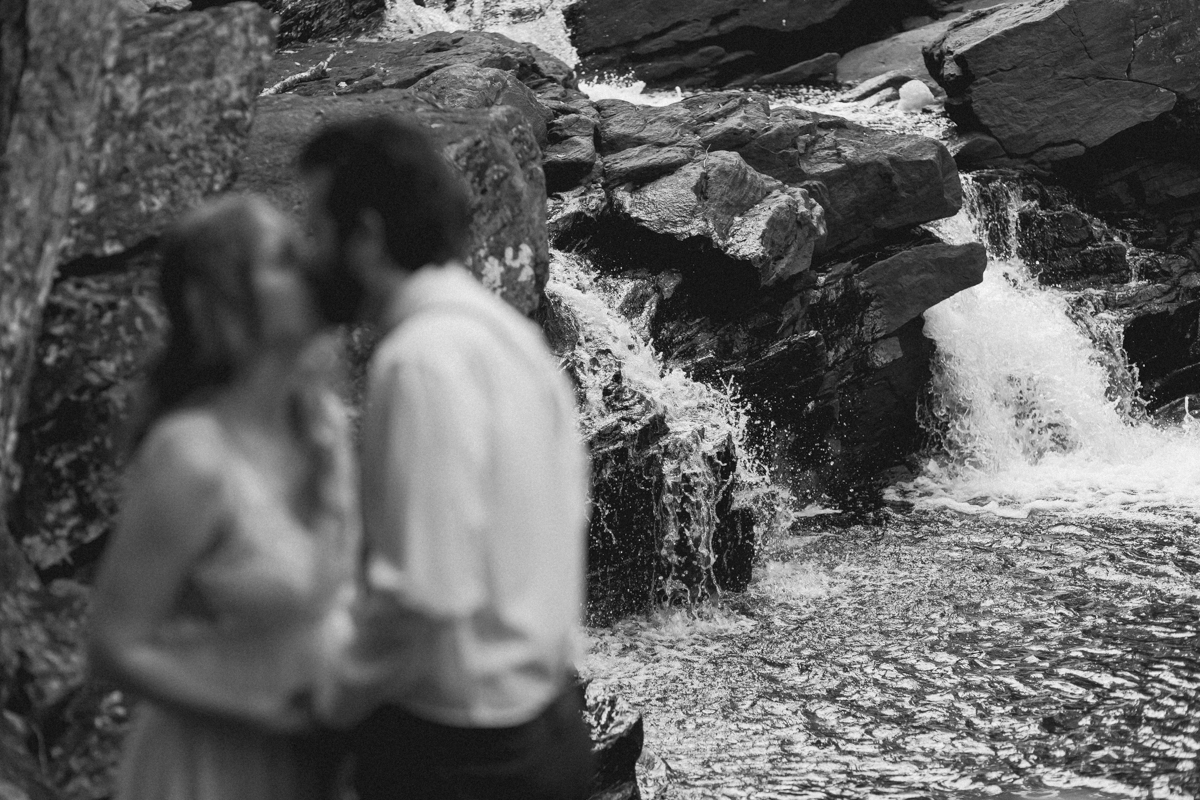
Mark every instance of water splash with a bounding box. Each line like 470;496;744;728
545;250;796;598
892;175;1200;519
578;76;687;106
374;0;579;66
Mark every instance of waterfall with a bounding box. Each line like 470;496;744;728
892;175;1200;519
544;250;796;598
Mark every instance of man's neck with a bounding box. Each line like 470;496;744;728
368;261;461;332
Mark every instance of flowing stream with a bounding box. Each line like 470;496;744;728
369;7;1200;791
569;164;1200;800
890;177;1200;521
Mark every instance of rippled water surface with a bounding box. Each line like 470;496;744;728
584;512;1199;799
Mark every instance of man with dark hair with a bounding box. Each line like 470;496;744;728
299;115;595;800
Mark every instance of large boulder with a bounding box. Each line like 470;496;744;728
565;0;936;88
192;0;386;45
647;239;986;501
264;30;578;101
588;94;962;258
236;88;548;315
63;3;276;262
925;0;1200;162
611;151;825;286
543;252;756;622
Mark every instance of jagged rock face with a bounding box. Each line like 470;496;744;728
587;94;961;258
191;0;386;45
13;259;166;579
565;0;934;88
64;3;275;262
611;150;825;286
411;63;553;145
237;89;548;315
650;244;976;508
925;0;1200;162
267;30;578;100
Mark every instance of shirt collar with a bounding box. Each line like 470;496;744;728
382;261;487;331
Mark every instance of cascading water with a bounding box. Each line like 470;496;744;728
892;175;1200;519
544;250;796;600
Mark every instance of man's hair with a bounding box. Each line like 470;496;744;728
298;115;472;271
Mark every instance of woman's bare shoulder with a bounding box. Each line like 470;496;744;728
134;408;230;486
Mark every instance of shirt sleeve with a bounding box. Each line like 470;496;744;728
359;338;490;619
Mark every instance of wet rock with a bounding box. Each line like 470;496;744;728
582;683;644;800
191;0;384;45
566;0;936;88
264;30;577;101
841;69;918;102
750;52;841;87
835;1;1017;87
410;63;552;145
1;0;119;598
925;0;1200;161
543;256;756;619
611;150;825;286
947;130;1008;170
855;242;987;340
236;89;547;314
544;112;600;193
644;236;973;507
595;98;702;154
740;108;961;255
590;97;962;257
602;144;701;188
1124;300;1200;412
13;257;166;578
63;2;275;262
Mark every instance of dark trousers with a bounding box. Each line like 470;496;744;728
352;687;596;800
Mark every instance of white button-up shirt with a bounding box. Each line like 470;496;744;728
347;263;589;728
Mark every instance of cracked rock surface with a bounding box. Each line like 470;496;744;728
925;0;1200;160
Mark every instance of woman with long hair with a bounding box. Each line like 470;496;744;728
89;194;357;800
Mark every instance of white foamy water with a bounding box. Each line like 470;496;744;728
579;76;687;107
375;0;579;66
545;251;798;592
892;177;1200;519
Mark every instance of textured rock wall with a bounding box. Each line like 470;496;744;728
926;0;1200;161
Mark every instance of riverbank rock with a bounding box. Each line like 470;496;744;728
543;252;757;621
191;0;385;45
611;151;825;286
565;0;943;88
237;88;547;315
267;30;578;101
63;2;275;263
925;0;1200;162
587;94;961;257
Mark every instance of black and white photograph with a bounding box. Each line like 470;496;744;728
0;0;1197;798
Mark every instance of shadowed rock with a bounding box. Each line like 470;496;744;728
611;151;825;286
191;0;384;45
237;89;548;315
856;242;988;340
592;96;962;257
566;0;936;88
411;62;553;145
925;0;1200;161
63;3;276;262
265;30;578;101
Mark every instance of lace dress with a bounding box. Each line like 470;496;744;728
101;390;358;800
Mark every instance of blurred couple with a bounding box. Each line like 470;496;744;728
88;116;596;800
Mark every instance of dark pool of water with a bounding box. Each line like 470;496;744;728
584;510;1199;799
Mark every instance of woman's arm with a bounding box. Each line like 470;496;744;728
89;420;311;733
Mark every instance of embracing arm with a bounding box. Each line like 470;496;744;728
89;423;310;733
